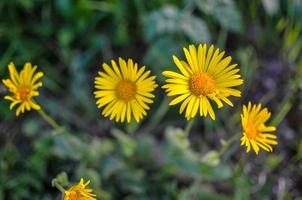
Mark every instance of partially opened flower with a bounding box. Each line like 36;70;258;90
94;58;158;123
162;44;243;120
240;102;278;155
2;62;43;116
64;179;96;200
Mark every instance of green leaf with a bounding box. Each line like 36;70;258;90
179;184;231;200
143;36;179;80
166;127;190;150
101;156;125;179
262;0;280;16
143;5;210;42
163;127;201;176
112;128;137;157
200;164;232;181
195;0;243;33
23;118;41;137
53;172;68;187
264;154;283;172
234;174;250;200
200;151;220;166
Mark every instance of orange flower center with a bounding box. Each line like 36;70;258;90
245;122;258;139
189;73;215;96
116;80;136;101
17;86;31;100
66;191;79;200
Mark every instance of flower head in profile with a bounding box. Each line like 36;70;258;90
241;102;277;155
94;58;158;123
64;179;96;200
2;62;43;116
162;44;243;120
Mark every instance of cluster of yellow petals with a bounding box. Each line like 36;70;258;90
241;102;278;155
94;57;158;123
1;43;278;156
2;62;43;116
162;44;243;120
64;179;96;200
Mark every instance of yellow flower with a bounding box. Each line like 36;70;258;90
162;44;243;120
2;62;43;116
64;179;96;200
94;58;158;123
240;102;278;155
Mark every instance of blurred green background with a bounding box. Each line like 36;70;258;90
1;0;302;199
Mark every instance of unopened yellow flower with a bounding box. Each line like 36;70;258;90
64;179;96;200
240;102;277;155
2;62;43;116
162;44;243;120
94;58;158;123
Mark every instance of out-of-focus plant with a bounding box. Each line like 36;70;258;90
192;0;243;33
143;5;211;77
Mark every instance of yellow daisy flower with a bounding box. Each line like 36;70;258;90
162;44;243;120
240;102;278;155
2;62;43;116
64;179;96;200
94;58;158;123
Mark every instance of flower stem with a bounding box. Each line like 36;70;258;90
55;182;65;194
52;180;65;200
37;108;61;130
140;96;169;134
184;118;195;135
219;132;241;157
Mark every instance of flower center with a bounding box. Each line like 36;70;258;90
245;122;258;139
189;73;215;96
116;80;136;101
17;86;31;100
67;191;79;200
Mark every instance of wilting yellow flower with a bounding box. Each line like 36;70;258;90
64;179;96;200
2;62;43;116
240;102;278;155
94;58;158;123
162;44;243;120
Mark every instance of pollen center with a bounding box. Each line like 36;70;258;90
17;86;31;100
245;122;258;139
116;80;136;101
67;191;79;200
189;73;215;96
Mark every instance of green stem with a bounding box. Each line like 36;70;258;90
219;132;241;157
271;79;297;126
235;151;248;172
53;181;65;195
37;108;61;130
217;28;227;49
184;118;195;136
139;96;169;134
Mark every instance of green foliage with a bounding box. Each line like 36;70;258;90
143;5;210;42
143;5;210;78
0;126;236;199
193;0;243;33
